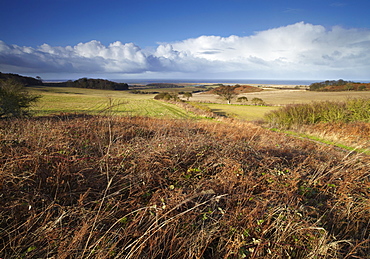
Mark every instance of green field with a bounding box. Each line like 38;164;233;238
29;86;370;121
29;86;200;119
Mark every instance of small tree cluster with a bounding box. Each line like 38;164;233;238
154;92;180;101
0;80;40;117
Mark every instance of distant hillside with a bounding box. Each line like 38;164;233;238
0;72;42;86
68;78;128;90
45;78;129;90
309;79;370;91
0;73;129;90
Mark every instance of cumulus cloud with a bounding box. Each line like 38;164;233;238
1;22;370;79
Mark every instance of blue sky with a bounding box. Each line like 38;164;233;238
1;0;370;80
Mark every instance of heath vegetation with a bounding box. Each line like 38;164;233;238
0;115;369;258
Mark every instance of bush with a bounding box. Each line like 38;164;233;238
251;97;265;106
0;80;40;117
237;96;248;103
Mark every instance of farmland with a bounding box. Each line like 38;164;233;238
29;85;370;120
29;86;198;119
1;83;369;258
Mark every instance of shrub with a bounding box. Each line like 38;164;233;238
251;97;265;106
0;80;40;117
183;92;193;101
237;96;248;103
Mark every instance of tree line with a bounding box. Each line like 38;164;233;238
67;78;129;90
46;78;129;90
0;72;42;86
309;79;370;91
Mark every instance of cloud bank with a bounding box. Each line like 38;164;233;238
1;22;370;79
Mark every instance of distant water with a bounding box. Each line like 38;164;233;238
113;79;318;85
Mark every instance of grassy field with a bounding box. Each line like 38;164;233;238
29;86;370;121
190;89;370;105
186;90;370;121
29;86;199;119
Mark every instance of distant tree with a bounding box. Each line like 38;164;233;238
0;80;41;117
183;92;193;101
346;84;354;91
251;97;265;106
213;85;238;104
237;96;248;103
154;92;179;101
36;76;42;84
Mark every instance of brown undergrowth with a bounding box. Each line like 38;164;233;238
0;115;369;258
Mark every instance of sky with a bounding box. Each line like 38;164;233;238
1;0;370;81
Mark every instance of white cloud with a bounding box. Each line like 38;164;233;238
1;22;370;79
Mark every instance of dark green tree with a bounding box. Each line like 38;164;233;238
0;80;40;117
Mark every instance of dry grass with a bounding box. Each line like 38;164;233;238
0;115;369;258
300;122;370;152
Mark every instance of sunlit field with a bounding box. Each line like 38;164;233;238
29;86;199;119
29;86;370;121
190;89;370;105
